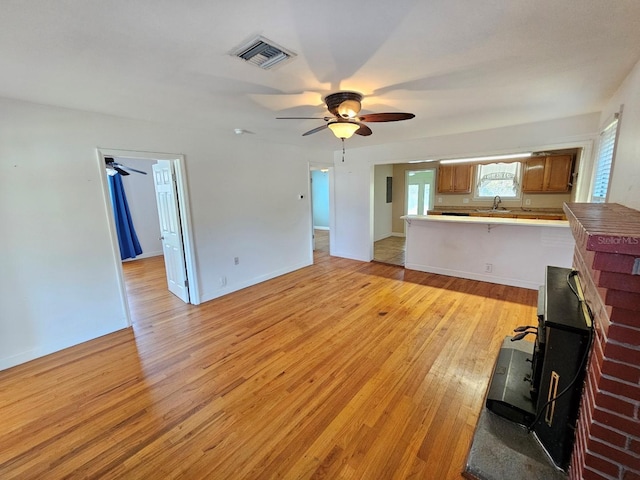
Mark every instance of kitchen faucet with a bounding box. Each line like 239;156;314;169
492;195;502;210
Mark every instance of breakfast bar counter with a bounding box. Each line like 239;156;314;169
403;214;569;228
401;214;574;289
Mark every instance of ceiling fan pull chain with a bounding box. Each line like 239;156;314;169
342;138;345;162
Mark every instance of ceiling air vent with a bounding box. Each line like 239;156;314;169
230;35;296;70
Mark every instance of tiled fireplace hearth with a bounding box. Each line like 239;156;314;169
564;203;640;480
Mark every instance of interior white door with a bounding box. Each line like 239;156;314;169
152;161;189;302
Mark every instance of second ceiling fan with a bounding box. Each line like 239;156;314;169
277;91;415;139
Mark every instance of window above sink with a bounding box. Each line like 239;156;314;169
474;162;522;200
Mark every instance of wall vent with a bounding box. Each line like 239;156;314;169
230;35;296;70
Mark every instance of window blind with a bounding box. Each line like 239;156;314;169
591;114;619;203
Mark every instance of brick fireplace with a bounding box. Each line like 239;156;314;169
564;203;640;480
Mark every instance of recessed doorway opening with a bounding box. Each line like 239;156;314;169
97;148;199;327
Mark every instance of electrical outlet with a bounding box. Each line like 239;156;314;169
438;197;443;204
463;198;469;204
485;263;493;273
219;276;227;287
525;199;531;206
234;257;239;265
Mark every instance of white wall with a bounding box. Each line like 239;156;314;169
116;158;163;259
602;58;640;211
373;164;393;241
332;113;600;261
331;160;375;261
0;97;328;370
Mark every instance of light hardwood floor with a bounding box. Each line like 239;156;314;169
373;236;406;266
0;251;537;479
314;229;329;253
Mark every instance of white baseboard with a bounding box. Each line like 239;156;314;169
0;348;38;371
330;250;370;262
0;326;130;371
122;251;163;262
404;263;539;290
200;260;313;303
374;232;406;241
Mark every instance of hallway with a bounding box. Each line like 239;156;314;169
374;235;406;266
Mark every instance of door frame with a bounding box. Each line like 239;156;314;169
310;164;333;258
404;167;436;219
97;148;200;324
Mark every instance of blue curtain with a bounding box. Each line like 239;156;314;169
108;173;143;260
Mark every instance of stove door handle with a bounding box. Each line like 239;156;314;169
514;325;538;332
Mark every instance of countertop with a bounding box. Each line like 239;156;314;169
402;214;570;228
426;207;566;220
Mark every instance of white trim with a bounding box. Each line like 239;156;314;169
404;263;542;290
308;163;316;255
122;251;163;262
171;156;201;305
328;167;337;257
368;165;375;261
97;148;200;305
200;260;312;302
311;162;334;260
0;326;131;371
96;150;132;327
439;152;532;165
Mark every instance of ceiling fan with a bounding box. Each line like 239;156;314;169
276;91;415;139
105;157;148;176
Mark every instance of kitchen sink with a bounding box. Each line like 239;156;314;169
476;209;511;213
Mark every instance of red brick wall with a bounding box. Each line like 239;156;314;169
564;203;640;480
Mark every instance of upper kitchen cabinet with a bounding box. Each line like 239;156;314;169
522;155;574;193
437;164;473;193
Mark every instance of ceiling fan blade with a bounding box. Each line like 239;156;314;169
355;124;373;136
117;164;148;175
357;112;415;122
302;124;329;136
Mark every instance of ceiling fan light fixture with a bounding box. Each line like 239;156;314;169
328;121;360;139
337;99;361;118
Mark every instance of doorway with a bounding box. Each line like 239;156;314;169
310;166;331;256
98;149;200;326
372;164;405;265
405;168;436;218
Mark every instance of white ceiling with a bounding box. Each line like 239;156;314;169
2;0;640;150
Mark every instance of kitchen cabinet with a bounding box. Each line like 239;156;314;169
437;165;473;193
522;155;573;193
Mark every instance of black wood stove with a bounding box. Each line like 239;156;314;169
485;266;592;471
